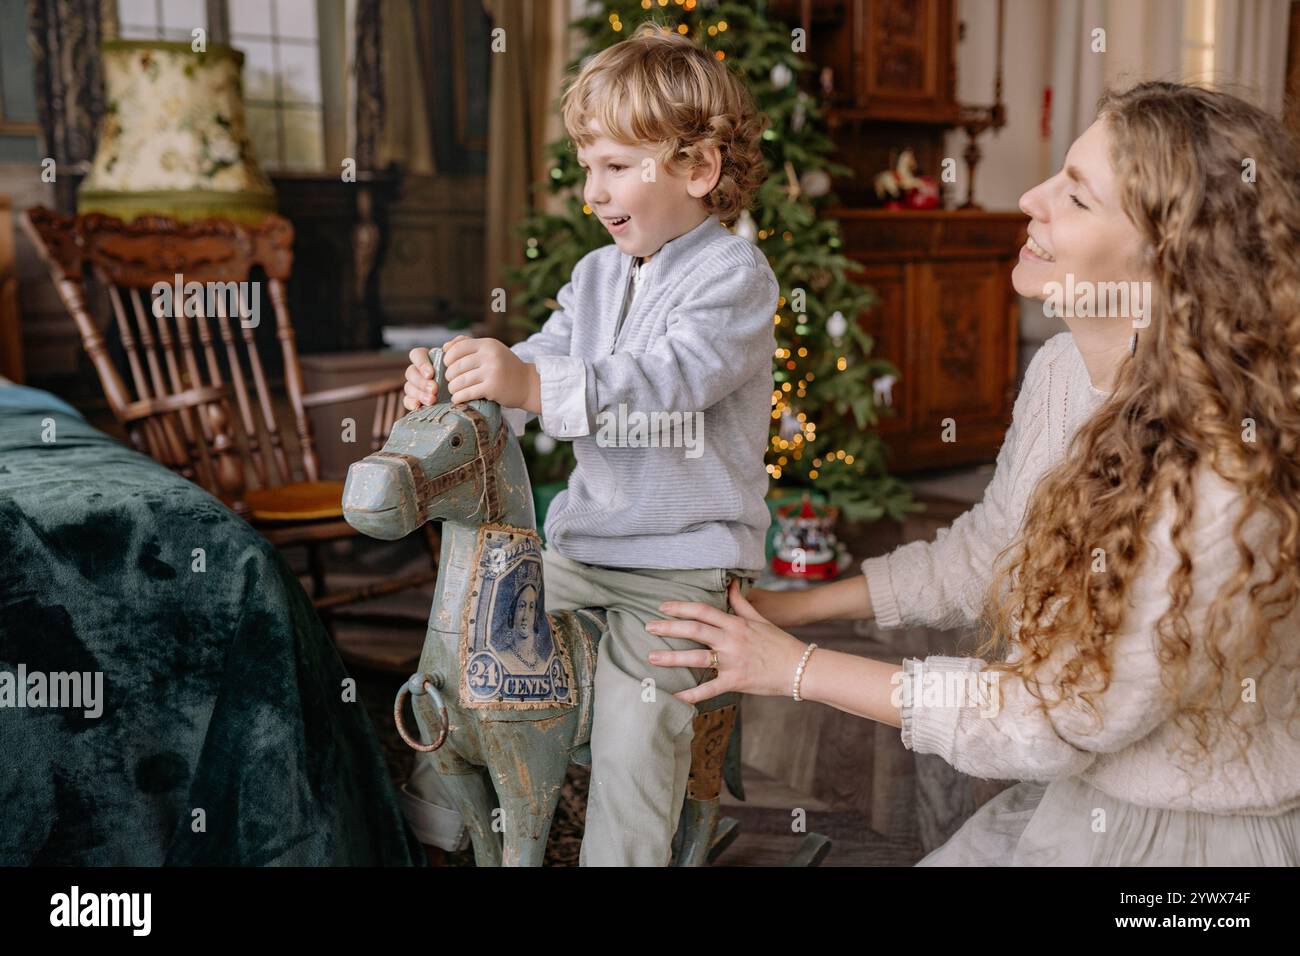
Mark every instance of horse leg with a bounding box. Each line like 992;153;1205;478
431;763;502;866
672;704;739;866
485;721;572;867
412;696;502;866
673;797;719;866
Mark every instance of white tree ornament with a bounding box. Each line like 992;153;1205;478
872;374;897;407
791;93;808;133
800;169;831;198
779;409;801;440
734;209;758;244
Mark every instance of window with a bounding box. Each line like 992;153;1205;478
229;0;325;171
0;0;40;162
115;0;339;173
117;0;209;41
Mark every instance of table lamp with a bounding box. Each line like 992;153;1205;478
77;39;275;223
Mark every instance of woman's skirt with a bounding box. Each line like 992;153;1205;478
916;774;1300;866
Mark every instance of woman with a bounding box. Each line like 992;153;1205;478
646;82;1300;865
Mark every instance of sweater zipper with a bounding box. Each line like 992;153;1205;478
610;257;639;354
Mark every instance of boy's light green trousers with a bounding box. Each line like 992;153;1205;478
543;548;751;866
401;546;751;866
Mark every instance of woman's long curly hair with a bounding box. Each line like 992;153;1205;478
979;82;1300;773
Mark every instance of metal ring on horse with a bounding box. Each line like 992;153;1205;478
394;672;450;752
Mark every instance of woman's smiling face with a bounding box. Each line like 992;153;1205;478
1013;119;1149;303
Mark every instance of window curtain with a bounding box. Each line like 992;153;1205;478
1049;0;1292;174
1214;0;1292;115
481;0;574;338
351;0;383;172
1047;0;1185;172
375;0;436;175
26;0;108;212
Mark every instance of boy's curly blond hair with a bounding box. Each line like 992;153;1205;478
559;23;767;223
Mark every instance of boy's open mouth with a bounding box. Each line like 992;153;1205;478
605;216;630;226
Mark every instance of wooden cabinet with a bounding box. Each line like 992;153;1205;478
772;0;964;207
836;209;1025;470
271;172;397;355
770;0;1025;472
804;0;961;124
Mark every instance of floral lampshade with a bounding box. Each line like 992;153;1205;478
78;40;275;224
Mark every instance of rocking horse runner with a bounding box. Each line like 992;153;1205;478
342;350;749;866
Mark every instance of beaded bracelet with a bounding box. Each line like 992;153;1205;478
792;643;818;701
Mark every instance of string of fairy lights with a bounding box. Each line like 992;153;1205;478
770;300;855;482
557;0;866;487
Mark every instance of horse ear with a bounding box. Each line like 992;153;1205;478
470;398;502;419
428;347;451;403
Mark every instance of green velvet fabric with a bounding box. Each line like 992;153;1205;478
0;386;425;866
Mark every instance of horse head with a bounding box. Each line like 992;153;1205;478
342;347;532;540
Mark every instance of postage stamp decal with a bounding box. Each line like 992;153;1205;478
459;524;576;710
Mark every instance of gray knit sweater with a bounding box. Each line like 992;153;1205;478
508;214;779;570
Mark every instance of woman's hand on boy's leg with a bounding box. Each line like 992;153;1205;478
646;579;807;702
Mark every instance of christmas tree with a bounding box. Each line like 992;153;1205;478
510;0;914;523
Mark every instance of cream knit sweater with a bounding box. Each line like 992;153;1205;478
862;332;1300;816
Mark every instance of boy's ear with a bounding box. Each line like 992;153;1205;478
687;145;723;199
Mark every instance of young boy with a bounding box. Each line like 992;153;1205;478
403;26;777;866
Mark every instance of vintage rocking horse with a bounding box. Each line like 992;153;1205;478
342;350;830;866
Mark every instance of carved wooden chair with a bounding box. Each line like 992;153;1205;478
22;206;438;627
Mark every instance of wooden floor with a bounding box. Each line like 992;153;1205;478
296;487;1015;867
716;766;922;866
